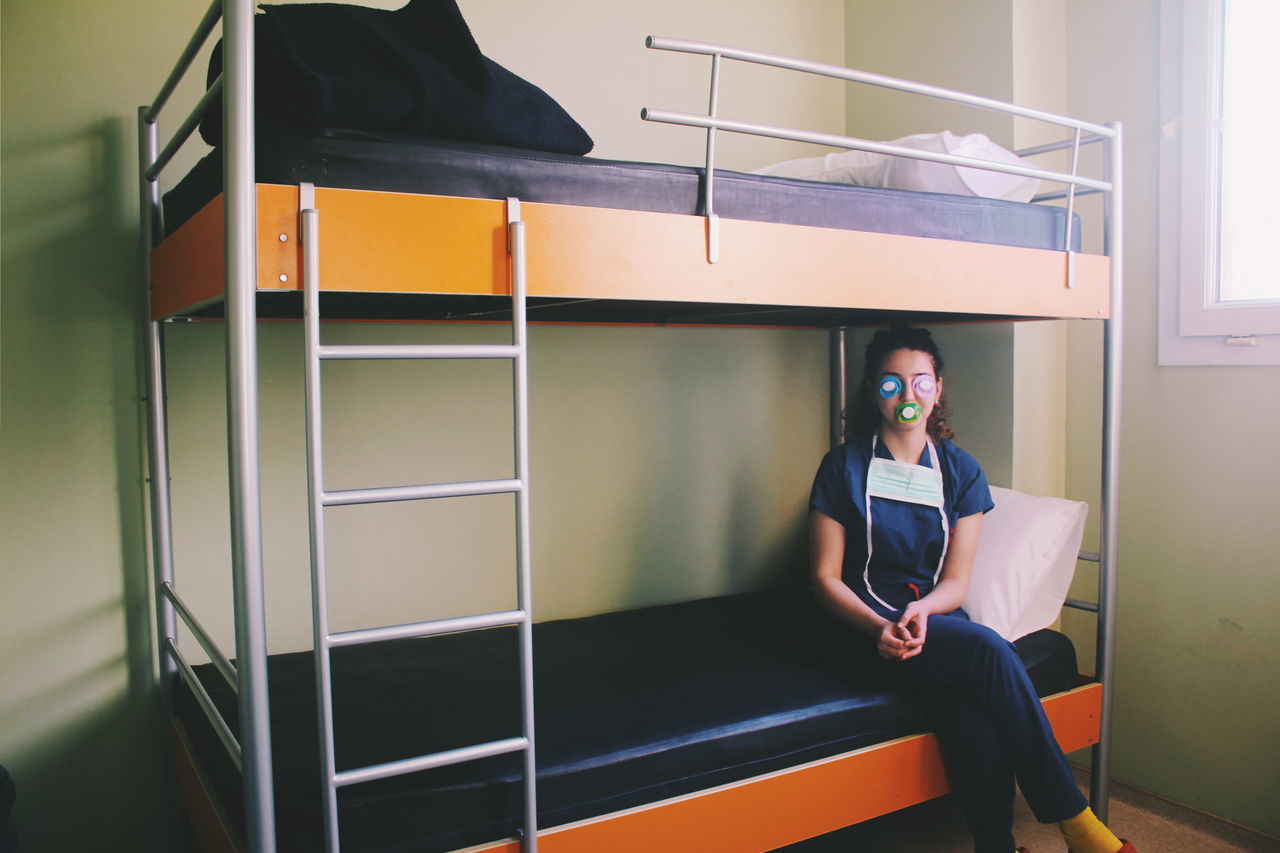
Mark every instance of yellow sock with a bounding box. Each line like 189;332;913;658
1059;807;1123;853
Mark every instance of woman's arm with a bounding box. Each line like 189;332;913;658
810;510;920;660
895;510;985;652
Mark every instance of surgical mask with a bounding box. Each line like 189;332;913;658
866;456;944;508
860;435;950;610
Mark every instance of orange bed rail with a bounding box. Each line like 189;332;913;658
173;681;1101;853
150;185;1110;323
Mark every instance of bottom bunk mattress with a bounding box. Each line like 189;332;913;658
175;587;1083;852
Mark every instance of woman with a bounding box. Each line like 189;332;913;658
809;326;1135;853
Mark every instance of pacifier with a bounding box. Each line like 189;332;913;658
895;401;924;424
878;375;903;398
911;375;936;398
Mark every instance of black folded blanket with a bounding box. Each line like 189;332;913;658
201;0;593;156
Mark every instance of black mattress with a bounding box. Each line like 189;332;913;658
162;123;1080;254
176;587;1082;852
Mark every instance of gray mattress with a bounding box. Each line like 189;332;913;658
162;123;1079;253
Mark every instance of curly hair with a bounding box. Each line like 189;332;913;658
846;325;954;442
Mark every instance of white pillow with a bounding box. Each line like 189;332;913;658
751;130;1040;203
962;486;1088;641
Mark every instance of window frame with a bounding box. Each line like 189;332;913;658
1159;0;1280;366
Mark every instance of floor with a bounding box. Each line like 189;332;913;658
776;769;1279;853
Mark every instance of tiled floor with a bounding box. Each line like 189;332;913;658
777;771;1279;852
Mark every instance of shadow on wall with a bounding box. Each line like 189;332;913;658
2;114;169;847
0;763;14;853
616;327;818;606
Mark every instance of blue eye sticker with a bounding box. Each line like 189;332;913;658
912;375;936;398
878;375;904;398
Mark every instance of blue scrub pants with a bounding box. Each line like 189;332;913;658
818;611;1087;853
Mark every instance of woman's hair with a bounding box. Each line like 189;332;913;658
846;325;954;441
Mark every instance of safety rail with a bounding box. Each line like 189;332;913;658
641;34;1115;290
138;3;277;852
162;582;237;692
167;639;242;770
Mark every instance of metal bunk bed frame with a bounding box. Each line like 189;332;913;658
137;4;1123;851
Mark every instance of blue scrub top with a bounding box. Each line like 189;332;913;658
809;435;994;618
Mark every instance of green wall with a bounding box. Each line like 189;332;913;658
1060;0;1280;835
7;0;1277;848
0;1;841;849
846;0;1280;837
2;2;178;849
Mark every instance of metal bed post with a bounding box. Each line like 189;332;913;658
702;50;722;263
137;102;181;844
222;0;277;850
830;327;849;448
1092;121;1124;823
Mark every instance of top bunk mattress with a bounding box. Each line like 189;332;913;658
162;123;1080;253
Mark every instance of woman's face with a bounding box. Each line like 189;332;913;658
872;348;941;432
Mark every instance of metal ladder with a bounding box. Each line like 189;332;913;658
298;184;538;852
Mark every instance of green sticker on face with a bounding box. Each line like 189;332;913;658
895;401;923;423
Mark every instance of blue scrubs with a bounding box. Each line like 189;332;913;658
810;436;1086;853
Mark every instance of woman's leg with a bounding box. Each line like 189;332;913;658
872;615;1087;824
918;687;1016;853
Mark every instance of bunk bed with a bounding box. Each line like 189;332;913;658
138;4;1123;852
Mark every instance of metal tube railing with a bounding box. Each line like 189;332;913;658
322;478;522;507
646;36;1117;139
317;344;521;360
1064;598;1100;614
138;99;182;847
328;610;528;649
163;582;238;693
1015;133;1109;158
830;328;848;448
640;107;1112;193
145;0;222;124
1034;187;1104;203
147;75;224;182
221;2;275;850
1093;121;1124;823
167;639;242;770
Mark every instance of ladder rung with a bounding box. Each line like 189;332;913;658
334;737;529;788
322;478;522;507
328;610;527;649
317;344;520;361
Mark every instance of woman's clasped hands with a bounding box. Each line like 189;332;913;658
876;600;930;661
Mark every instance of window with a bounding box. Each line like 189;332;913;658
1160;0;1280;365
